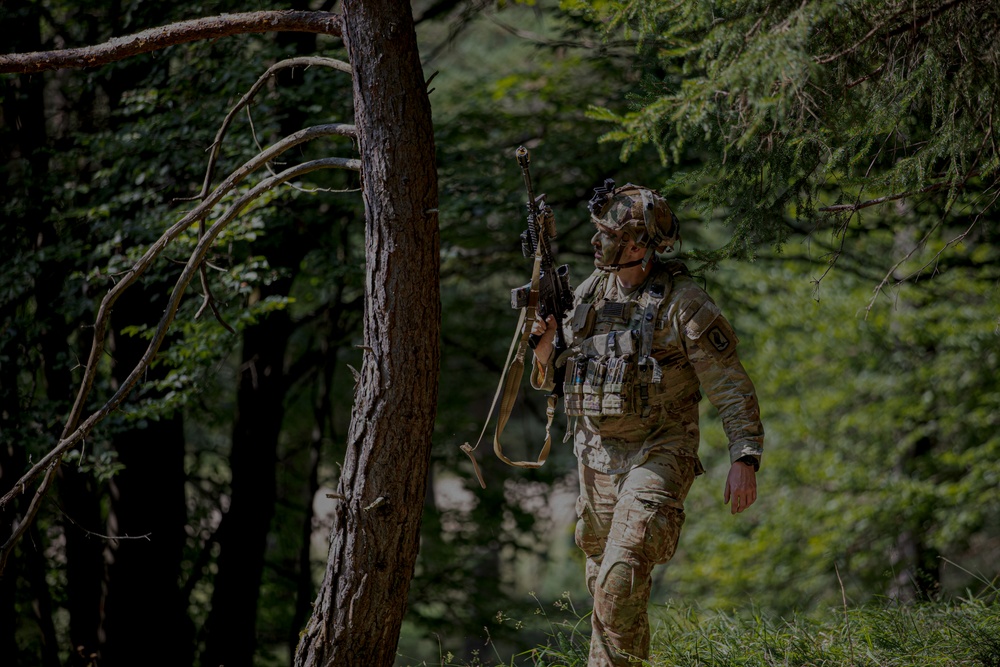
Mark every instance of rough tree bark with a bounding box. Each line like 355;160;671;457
1;5;439;664
293;0;440;664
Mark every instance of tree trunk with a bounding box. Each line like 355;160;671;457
294;0;440;664
201;305;294;667
888;435;942;602
103;283;192;667
1;7;99;663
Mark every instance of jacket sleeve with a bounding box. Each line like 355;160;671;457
531;272;596;393
680;296;765;467
530;357;557;392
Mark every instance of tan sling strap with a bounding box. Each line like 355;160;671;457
461;239;557;488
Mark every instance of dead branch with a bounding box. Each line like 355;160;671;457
66;125;356;442
0;156;353;572
185;56;354;330
0;461;57;574
863;164;995;317
189;56;354;202
1;126;356;514
195;267;236;333
0;11;343;74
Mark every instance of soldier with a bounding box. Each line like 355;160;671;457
530;180;764;666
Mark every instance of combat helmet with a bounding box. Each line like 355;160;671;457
588;178;680;270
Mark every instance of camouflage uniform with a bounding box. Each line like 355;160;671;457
532;259;764;666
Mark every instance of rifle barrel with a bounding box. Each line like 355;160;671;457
516;146;536;213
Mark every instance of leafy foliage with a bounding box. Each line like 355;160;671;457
580;0;1000;283
4;1;1000;666
659;249;1000;616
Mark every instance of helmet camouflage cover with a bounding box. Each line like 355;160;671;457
588;179;680;253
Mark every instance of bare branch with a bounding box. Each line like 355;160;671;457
0;463;58;575
0;126;357;523
188;56;354;202
64;124;355;439
182;56;354;329
864;181;1000;317
0;10;343;74
1;158;354;570
195;265;236;334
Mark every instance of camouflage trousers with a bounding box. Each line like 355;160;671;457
575;450;697;666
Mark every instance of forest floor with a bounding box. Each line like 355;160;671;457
409;587;1000;667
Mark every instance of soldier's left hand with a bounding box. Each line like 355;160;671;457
724;462;757;515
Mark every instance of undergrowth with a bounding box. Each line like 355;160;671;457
400;582;1000;667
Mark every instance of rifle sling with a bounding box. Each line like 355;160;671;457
461;242;556;488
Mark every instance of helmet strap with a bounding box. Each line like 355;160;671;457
640;247;656;271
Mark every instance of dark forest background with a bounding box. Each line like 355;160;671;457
2;1;999;665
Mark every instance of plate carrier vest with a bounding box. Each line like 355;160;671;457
561;260;689;418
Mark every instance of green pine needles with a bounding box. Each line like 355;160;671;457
582;0;1000;282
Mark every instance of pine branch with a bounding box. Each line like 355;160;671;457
818;180;961;213
814;0;969;65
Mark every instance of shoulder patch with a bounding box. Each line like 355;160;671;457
688;307;740;360
704;325;732;352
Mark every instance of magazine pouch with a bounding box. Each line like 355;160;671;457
562;355;588;416
601;355;636;416
581;357;607;416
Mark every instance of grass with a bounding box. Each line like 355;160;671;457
644;595;1000;667
403;587;1000;667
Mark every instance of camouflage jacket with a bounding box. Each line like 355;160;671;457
531;259;764;475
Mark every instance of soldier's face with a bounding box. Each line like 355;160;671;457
591;222;626;268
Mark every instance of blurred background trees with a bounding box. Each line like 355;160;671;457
1;1;998;666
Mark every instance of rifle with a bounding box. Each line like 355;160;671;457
460;146;574;488
509;146;574;383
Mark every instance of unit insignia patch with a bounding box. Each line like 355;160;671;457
707;326;730;352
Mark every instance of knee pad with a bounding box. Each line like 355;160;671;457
602;560;636;598
596;544;651;600
643;504;685;565
592;546;652;640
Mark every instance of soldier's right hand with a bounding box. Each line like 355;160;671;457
531;314;557;366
